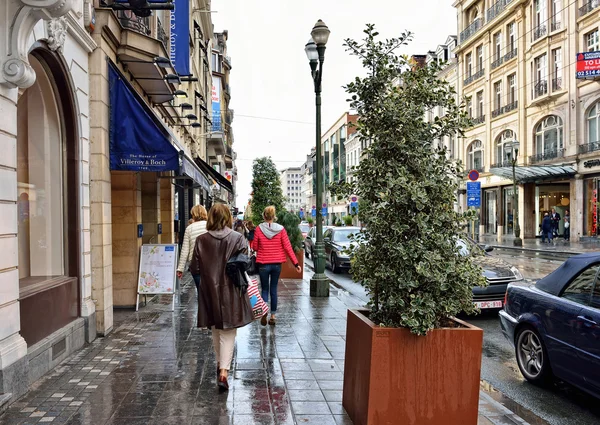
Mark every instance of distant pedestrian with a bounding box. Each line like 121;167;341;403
541;212;553;243
251;206;301;326
551;208;561;237
246;220;256;242
177;205;208;291
234;219;248;238
564;210;570;241
190;204;253;392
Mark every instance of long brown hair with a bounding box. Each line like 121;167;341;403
207;204;233;231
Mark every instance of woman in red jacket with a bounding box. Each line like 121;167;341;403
251;206;301;326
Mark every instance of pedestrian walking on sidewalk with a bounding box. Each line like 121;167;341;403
564;209;570;241
251;206;301;326
190;204;253;392
541;212;553;243
177;205;208;291
551;208;561;237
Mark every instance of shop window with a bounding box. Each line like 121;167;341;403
534;115;563;156
587;101;600;144
467;140;484;171
496;130;516;165
17;55;66;288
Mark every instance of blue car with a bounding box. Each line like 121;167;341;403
499;253;600;397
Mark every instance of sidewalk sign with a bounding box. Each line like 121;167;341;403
466;181;481;208
136;244;179;311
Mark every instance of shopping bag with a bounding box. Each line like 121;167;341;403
246;274;269;320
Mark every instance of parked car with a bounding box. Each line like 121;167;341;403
304;225;334;260
457;237;523;310
499;253;600;396
324;227;361;273
299;223;310;239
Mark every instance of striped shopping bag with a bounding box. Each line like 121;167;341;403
246;274;269;320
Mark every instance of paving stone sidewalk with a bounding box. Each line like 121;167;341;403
479;234;600;255
0;271;544;425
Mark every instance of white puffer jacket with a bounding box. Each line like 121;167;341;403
177;220;207;273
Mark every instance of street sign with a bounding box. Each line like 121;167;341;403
350;202;359;214
299;210;305;218
322;203;328;215
311;208;316;217
466;181;481;208
576;51;600;78
468;169;480;182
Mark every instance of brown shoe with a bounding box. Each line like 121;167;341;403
260;314;268;326
268;317;276;326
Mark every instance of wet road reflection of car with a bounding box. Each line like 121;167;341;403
500;253;600;399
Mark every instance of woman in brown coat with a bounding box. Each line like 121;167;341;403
190;204;253;391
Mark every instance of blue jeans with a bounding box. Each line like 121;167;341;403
258;264;281;313
192;274;201;292
542;231;553;243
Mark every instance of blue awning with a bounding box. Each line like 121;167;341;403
180;155;211;190
108;62;179;172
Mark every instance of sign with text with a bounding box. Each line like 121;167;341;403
466;181;481;208
136;244;178;311
576;52;600;78
170;0;190;75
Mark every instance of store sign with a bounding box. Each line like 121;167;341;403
576;52;600;78
170;0;190;75
593;189;598;236
136;244;178;311
584;159;600;168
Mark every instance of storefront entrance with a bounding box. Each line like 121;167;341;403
535;184;570;236
484;190;497;234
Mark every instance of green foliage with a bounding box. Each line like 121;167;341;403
250;157;284;225
277;210;303;252
343;215;354;226
342;25;486;335
307;217;314;225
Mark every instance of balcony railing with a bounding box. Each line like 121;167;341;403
490;161;512;168
116;10;150;36
533;25;547;41
551;20;562;32
464;68;485;85
491;56;504;70
504;100;518;113
532;80;548;99
580;1;600;17
580;141;600;154
472;115;485;126
157;17;168;52
460;18;483;43
492;106;504;118
552;76;563;91
504;48;518;61
487;0;514;22
529;148;565;163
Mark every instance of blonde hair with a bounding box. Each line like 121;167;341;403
207;204;233;231
263;206;276;221
190;205;208;221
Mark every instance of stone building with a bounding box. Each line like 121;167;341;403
280;167;303;212
453;0;600;241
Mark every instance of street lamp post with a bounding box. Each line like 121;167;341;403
305;20;330;297
504;137;522;247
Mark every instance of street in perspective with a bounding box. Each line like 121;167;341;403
3;0;600;424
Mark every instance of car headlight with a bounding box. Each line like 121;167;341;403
510;266;523;281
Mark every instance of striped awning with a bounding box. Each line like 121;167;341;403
489;165;576;182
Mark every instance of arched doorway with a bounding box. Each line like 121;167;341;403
16;48;80;347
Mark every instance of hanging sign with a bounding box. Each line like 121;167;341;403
170;0;190;76
136;244;179;311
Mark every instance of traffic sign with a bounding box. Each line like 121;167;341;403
322;203;328;215
466;181;481;208
468;169;480;182
311;208;316;217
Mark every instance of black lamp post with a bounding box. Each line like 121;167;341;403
305;19;330;297
504;135;522;246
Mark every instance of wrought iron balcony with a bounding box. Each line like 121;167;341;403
551;20;562;32
492;106;504;118
552;77;563;91
116;10;151;36
504;48;518;61
491;56;504;70
529;148;565;163
472;115;485;126
504;100;518;113
487;0;514;22
580;141;600;154
464;68;485;86
533;25;547;41
532;80;548;99
580;1;600;17
157;17;168;52
460;18;483;43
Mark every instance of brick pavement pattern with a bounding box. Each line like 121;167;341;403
0;272;539;425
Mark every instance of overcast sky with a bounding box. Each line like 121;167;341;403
211;0;457;210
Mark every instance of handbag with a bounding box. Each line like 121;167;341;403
245;272;269;319
248;252;258;275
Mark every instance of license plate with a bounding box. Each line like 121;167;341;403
475;300;503;309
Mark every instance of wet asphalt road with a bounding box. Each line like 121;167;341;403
306;249;600;425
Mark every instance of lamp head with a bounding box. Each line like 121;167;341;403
185;114;198;121
190;122;201;129
311;20;330;47
165;74;181;84
154;57;171;68
173;90;187;98
180;103;193;110
305;38;318;62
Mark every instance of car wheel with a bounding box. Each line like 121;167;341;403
515;327;552;384
331;253;340;274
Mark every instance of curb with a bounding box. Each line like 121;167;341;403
490;244;583;256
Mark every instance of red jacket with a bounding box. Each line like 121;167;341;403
251;223;298;265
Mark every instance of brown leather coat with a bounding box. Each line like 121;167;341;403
189;227;253;329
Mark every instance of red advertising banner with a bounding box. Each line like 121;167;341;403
576;52;600;78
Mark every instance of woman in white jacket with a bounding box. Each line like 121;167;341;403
177;205;208;290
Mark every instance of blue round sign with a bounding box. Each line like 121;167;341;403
468;169;480;182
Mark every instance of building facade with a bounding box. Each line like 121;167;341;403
301;149;316;218
280;167;302;212
453;0;600;241
0;0;97;401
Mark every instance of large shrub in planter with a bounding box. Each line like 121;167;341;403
336;26;486;335
250;157;284;226
277;210;303;252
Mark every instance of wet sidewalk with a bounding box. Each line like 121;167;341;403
0;272;545;425
479;234;600;255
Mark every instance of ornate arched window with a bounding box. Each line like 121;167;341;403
535;115;563;156
587;101;600;144
467;140;484;171
496;130;516;165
